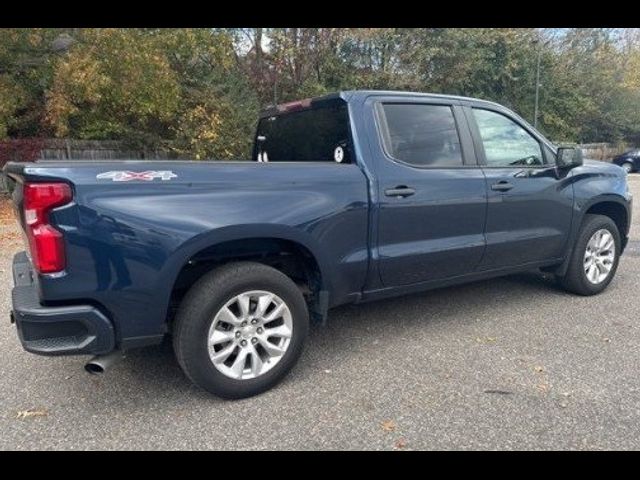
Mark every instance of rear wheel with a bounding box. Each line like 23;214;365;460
557;214;620;296
173;262;309;399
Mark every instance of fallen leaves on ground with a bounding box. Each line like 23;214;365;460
0;197;15;223
532;365;551;394
475;336;497;344
381;419;396;432
1;231;20;241
0;231;22;250
16;408;48;420
0;198;21;248
537;383;550;393
394;438;407;449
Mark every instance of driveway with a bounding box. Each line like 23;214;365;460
1;175;639;450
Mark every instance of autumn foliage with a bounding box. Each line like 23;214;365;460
0;138;43;168
1;28;639;159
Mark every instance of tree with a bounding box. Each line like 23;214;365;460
45;29;181;146
1;27;639;154
0;28;60;138
42;28;259;158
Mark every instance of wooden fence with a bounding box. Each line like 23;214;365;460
577;143;628;161
38;139;184;161
1;138;635;194
2;138;633;164
0;138;185;193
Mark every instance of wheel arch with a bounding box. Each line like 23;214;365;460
553;194;630;277
584;199;629;247
161;225;333;328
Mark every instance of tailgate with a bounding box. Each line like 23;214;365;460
2;162;27;234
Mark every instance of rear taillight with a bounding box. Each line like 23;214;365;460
23;182;72;274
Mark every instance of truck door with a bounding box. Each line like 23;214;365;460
364;96;487;287
465;105;573;269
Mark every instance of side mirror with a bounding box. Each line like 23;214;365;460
556;146;583;169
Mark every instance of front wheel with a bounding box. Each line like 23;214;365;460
557;214;621;296
622;162;634;174
173;262;309;399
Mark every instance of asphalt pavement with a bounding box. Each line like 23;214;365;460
1;175;639;450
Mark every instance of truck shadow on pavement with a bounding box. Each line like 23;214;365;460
108;270;565;401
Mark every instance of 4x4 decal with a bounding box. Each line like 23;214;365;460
96;171;177;182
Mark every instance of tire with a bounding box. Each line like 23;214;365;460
557;214;621;296
173;261;309;399
622;162;634;174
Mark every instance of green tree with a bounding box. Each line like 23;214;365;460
0;28;60;138
45;29;181;147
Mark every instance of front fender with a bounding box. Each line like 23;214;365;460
554;191;631;277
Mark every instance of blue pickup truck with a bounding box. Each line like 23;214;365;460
4;90;633;399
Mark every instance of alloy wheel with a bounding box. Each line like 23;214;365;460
583;229;616;284
207;290;293;380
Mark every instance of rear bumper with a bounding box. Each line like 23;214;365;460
10;251;115;356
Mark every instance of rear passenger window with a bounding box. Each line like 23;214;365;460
378;103;463;167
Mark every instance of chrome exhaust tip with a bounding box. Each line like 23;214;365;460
84;351;123;375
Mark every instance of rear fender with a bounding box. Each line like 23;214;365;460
159;223;334;308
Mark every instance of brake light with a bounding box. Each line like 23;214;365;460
23;183;72;274
277;98;312;113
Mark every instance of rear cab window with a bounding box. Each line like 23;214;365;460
253;98;352;164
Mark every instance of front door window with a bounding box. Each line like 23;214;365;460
473;109;544;167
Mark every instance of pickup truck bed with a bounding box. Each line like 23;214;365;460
6;159;369;351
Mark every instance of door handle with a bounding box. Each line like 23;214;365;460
491;181;514;192
385;186;415;198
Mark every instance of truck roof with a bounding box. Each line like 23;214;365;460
259;90;503;118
